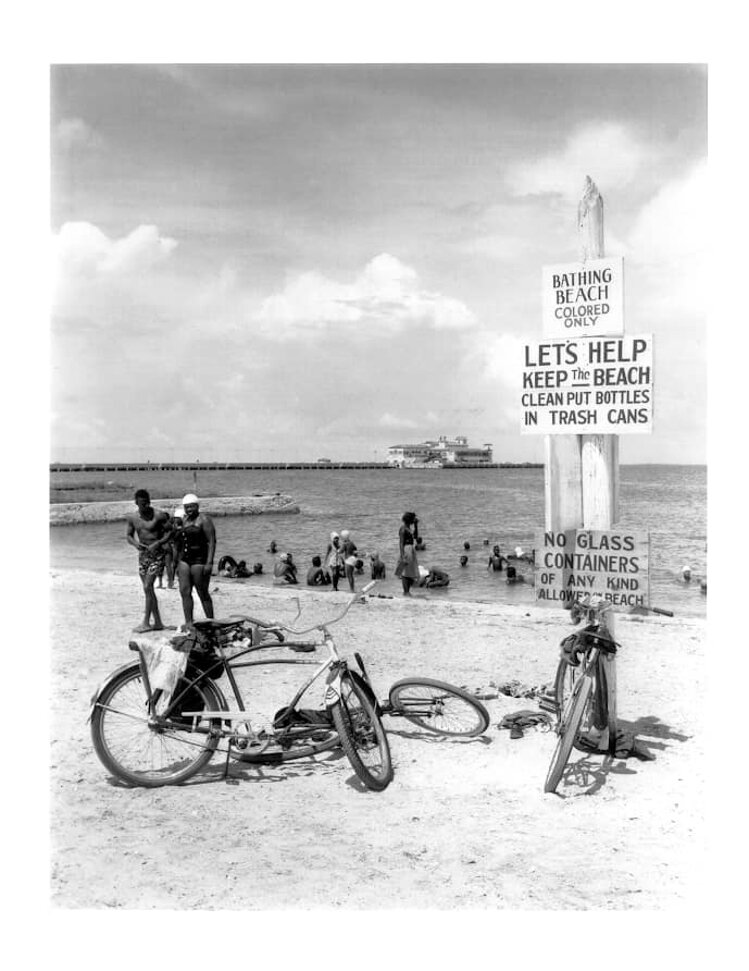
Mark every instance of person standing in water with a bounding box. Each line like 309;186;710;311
176;494;216;627
126;489;173;632
487;545;507;572
340;529;358;592
397;511;420;596
324;532;344;591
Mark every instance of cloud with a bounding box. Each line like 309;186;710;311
626;162;706;266
255;253;476;339
378;413;419;430
506;124;648;201
623;162;707;322
55;117;101;150
475;332;526;389
55;222;178;277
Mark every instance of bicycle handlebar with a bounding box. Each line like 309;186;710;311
232;581;377;637
572;596;674;621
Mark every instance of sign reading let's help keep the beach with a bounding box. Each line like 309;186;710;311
534;529;650;609
542;256;624;337
520;334;653;434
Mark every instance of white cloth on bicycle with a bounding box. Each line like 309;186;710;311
130;631;190;700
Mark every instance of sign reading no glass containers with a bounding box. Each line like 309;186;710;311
534;529;650;609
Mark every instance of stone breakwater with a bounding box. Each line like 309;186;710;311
50;494;300;525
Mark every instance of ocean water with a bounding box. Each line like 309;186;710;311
50;465;707;618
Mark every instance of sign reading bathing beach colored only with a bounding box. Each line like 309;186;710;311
542;257;624;337
520;334;653;434
534;529;650;608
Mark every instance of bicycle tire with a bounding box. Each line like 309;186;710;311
553;659;580;720
544;675;593;794
229;728;340;764
331;673;393;791
91;662;224;787
388;678;490;737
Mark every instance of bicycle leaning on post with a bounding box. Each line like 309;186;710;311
541;595;673;794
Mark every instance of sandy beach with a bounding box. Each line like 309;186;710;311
49;566;706;910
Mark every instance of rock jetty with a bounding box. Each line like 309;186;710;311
50;494;299;526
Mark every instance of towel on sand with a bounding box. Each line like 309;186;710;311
498;709;552;739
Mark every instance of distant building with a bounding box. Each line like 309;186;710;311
387;435;493;468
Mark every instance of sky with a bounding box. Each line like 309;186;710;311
50;63;707;464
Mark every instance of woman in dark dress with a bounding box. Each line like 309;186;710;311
397;511;420;596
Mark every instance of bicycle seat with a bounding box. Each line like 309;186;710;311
193;618;247;632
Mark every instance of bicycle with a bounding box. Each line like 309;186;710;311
89;582;489;792
541;595;672;794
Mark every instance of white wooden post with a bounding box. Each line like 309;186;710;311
578;177;619;529
544;176;619;752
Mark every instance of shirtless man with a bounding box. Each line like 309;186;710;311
126;489;172;632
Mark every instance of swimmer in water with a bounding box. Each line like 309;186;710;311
487;545;507;572
506;565;526;585
273;553;298;585
463;541;471;551
682;565;692;582
418;565;450;588
306;555;330;586
268;540;278;554
459;555;468;567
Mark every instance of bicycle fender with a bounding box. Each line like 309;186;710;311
86;660;140;723
348;669;379;714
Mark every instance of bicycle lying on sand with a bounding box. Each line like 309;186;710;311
89;581;489;792
541;595;673;794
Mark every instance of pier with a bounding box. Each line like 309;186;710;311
50;462;542;473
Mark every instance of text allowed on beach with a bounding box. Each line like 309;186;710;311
534;529;650;609
520;334;653;434
542;256;624;338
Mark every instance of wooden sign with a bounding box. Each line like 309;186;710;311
534;528;650;609
521;333;653;434
542;256;624;337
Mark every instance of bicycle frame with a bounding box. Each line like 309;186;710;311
152;631;343;743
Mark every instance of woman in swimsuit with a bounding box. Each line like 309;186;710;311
397;511;420;596
176;494;216;626
324;532;344;591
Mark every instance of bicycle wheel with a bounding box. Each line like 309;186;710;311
544;674;593;794
388;678;490;737
331;673;393;791
553;659;579;720
91;663;224;787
